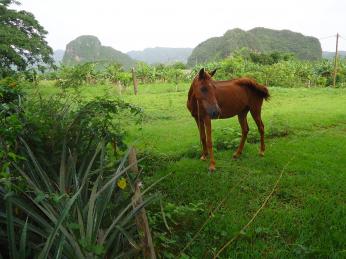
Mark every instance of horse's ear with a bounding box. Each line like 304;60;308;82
210;69;217;77
198;68;205;80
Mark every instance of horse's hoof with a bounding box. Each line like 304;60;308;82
232;152;241;159
208;165;216;173
200;155;207;161
259;151;265;157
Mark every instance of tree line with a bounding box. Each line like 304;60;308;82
37;51;346;89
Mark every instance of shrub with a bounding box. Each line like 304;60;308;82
19;94;142;177
0;78;25;177
55;63;98;88
104;64;132;87
195;50;346;87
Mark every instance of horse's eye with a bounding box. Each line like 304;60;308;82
201;86;208;93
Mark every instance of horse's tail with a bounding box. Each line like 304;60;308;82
238;78;270;101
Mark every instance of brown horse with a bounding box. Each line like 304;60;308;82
187;68;270;172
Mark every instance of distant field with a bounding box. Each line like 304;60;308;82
28;82;346;258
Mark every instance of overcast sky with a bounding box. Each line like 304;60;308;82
17;0;346;53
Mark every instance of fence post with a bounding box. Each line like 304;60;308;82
132;67;138;95
333;33;339;87
128;147;139;173
129;147;156;258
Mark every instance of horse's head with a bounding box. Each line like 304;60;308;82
192;68;220;119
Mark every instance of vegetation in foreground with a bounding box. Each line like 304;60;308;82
0;78;156;258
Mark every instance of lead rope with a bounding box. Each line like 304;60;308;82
196;99;203;150
197;99;201;131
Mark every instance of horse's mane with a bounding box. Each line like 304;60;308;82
233;78;270;100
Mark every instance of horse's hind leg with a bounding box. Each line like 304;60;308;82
194;117;208;160
250;107;265;156
233;110;249;159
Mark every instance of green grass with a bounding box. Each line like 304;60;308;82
27;81;346;258
150;125;346;258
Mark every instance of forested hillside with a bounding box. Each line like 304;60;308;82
187;27;322;66
62;35;135;69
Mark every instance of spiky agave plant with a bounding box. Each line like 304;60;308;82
0;139;157;258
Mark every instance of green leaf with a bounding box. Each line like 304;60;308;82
5;197;52;234
59;140;67;193
114;225;140;250
93;244;105;256
19;138;54;193
39;184;84;259
5;195;17;259
34;192;47;203
86;174;101;244
19;218;28;259
53;234;65;259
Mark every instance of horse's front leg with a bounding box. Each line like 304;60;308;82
204;118;215;172
194;117;208;160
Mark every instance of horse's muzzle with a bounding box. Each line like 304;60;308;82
206;105;220;119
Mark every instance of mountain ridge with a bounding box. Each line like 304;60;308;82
62;35;135;69
127;47;193;64
322;51;346;59
187;27;322;66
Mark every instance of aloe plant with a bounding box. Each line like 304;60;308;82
0;140;155;258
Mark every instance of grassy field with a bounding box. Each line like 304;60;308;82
29;82;346;258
